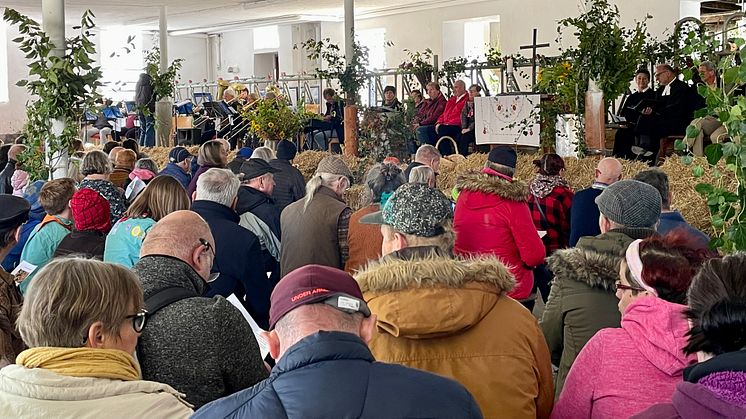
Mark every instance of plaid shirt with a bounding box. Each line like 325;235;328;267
528;186;574;255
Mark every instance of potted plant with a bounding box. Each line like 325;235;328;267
243;86;312;150
142;48;183;147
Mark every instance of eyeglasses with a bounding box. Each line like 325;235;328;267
199;238;221;283
615;282;646;293
125;308;148;333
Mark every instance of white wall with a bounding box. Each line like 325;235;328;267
0;25;28;136
142;32;209;85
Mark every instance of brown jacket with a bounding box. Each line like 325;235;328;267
355;246;554;419
109;167;131;189
0;269;24;365
280;186;348;277
344;204;382;274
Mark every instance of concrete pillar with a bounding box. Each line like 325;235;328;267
156;5;173;147
42;0;68;178
344;0;354;66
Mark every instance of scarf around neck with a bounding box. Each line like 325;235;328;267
530;174;569;199
17;347;140;381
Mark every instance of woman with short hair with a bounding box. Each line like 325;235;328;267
553;230;713;418
345;163;406;273
0;258;192;418
187;140;228;196
634;253;746;418
79;150;128;225
104;176;191;268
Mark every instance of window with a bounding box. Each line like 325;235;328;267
357;28;387;106
464;20;491;61
99;28;144;102
253;26;280;50
0;21;8;103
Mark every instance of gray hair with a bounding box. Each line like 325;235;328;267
196;168;240;207
415;144;441;163
81;150;112;176
365;163;406;203
409;165;435;185
251;146;276;162
700;61;716;73
135;158;159;173
304;172;348;211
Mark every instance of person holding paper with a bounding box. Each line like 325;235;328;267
133;210;267;409
0;195;30;366
192;265;483;419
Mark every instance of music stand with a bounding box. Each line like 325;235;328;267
194;92;213;106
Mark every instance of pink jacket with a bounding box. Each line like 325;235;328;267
551;296;696;419
454;171;546;300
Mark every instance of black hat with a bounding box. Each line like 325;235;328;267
169;146;193;163
488;146;517;169
276;140;297;160
0;195;30;232
240;158;278;181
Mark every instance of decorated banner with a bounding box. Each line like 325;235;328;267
475;94;541;147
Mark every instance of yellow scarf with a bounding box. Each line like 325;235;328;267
16;347;140;381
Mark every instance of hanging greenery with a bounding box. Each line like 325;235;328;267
296;38;370;105
398;48;435;90
3;8;103;180
143;48;183;105
557;0;649;111
358;108;413;164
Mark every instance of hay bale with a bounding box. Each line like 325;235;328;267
345;184;370;212
294;151;332;181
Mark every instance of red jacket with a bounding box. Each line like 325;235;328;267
437;93;468;126
453;171;547;300
415;93;447;126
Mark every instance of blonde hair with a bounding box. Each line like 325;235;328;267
303;172;348;211
18;258;144;348
81;150;113;176
115;149;137;168
409;166;435;186
198;140;226;167
125;175;190;221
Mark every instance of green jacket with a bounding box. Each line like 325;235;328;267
540;228;656;399
19;216;73;294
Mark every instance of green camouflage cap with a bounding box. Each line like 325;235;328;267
360;183;453;237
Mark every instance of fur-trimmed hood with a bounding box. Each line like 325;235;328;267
454;171;528;202
547;247;621;291
355;246;516;338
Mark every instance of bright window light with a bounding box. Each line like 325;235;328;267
99;27;143;102
0;21;8;103
254;26;280;50
464;21;490;61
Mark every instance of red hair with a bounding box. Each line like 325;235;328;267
638;228;717;304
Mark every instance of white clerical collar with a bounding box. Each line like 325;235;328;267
638;87;650;93
662;83;672;96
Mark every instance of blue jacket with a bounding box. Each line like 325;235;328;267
569;186;604;247
191;200;272;329
192;331;483;419
2;180;46;271
104;217;156;268
658;211;710;248
159;162;192;191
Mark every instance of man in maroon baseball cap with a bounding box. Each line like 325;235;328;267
268;264;371;330
193;264;482;418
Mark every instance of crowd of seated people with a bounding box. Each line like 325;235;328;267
1;131;745;419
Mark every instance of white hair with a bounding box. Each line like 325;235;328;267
196;168;240;207
415;144;441;163
251;146;276;162
409;165;435;185
303;172;348;211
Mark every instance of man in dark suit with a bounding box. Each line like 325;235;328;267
612;68;656;159
635;64;699;160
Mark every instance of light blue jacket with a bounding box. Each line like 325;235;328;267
19;216;73;294
103;217;156;268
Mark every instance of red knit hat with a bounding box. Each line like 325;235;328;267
70;188;112;233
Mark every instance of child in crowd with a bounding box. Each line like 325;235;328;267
18;178;76;294
53;188;112;260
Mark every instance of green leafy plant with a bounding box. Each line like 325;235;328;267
440;56;468;89
244;86;312;142
358;107;412;163
676;33;746;251
557;0;649;112
4;8;103;180
398;48;434;90
297;38;369;104
142;48;183;112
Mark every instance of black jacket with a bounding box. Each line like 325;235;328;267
134;255;268;409
191;199;273;329
268;159;306;211
0;161;16;195
236;186;281;285
192;331;483;419
53;230;106;259
135;73;155;113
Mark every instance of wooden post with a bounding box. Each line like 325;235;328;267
344;104;358;157
584;79;605;152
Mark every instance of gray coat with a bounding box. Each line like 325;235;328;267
134;255;268;409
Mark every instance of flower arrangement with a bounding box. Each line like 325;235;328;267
243;88;313;143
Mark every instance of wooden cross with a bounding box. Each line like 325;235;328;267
519;28;551;91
